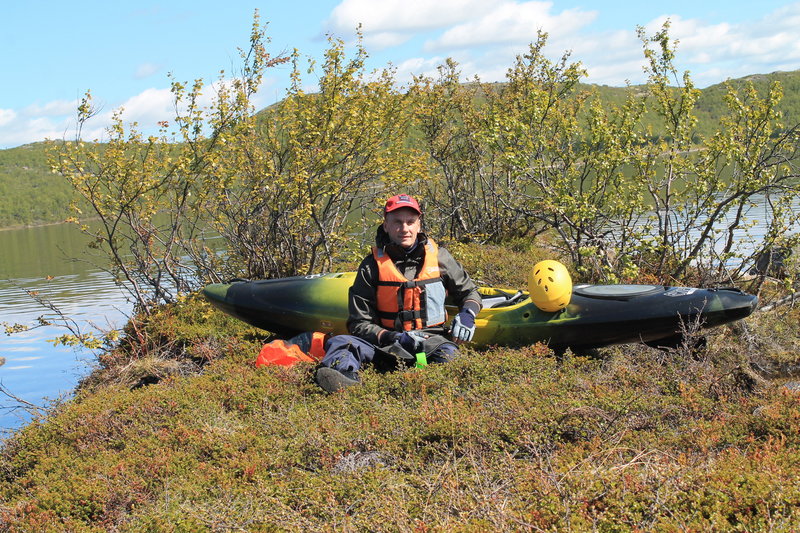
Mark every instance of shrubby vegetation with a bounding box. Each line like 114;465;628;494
1;244;799;530
412;24;800;287
210;32;424;279
52;19;425;313
46;17;800;317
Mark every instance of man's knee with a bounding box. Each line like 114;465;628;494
320;335;378;372
426;341;460;364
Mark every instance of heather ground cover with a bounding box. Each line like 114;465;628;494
2;245;798;532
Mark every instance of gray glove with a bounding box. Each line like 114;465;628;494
451;308;476;342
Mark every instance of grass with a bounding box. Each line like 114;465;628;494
1;245;800;531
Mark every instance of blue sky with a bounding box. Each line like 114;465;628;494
2;1;799;149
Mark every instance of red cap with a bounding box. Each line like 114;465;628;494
384;194;421;215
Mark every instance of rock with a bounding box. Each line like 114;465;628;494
333;451;394;473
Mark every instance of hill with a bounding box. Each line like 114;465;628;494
0;142;76;228
2;70;800;228
583;69;800;139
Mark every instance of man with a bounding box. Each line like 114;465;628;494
314;194;483;392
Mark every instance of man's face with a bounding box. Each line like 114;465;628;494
383;207;421;249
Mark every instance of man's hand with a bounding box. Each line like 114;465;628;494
385;331;427;353
451;308;476;343
399;331;429;353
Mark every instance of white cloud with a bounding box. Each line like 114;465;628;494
634;7;800;83
392;55;449;81
134;62;162;79
641;15;732;57
25;99;79;118
0;98;93;148
113;87;175;127
0;75;289;149
327;0;598;53
328;1;800;88
0;109;16;128
0;88;175;148
585;59;649;86
420;7;800;89
563;28;631;55
0;110;76;148
758;3;800;35
327;0;501;34
363;31;416;49
426;2;597;50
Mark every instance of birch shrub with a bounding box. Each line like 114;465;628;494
53;17;421;314
410;23;800;288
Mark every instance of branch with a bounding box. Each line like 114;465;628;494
0;381;51;421
759;292;798;313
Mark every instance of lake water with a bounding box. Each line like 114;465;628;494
0;223;130;434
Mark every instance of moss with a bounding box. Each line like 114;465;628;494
2;257;800;530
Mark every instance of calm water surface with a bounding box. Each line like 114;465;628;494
0;222;129;433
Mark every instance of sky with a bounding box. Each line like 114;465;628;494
2;1;800;149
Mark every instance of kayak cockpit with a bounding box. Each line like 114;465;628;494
478;287;530;308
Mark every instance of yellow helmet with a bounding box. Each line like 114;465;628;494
528;260;572;312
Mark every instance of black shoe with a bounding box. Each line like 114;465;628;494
314;367;360;393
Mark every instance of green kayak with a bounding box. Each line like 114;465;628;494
202;272;758;350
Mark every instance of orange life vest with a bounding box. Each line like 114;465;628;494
373;239;447;331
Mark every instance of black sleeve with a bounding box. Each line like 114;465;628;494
438;247;483;313
346;255;386;345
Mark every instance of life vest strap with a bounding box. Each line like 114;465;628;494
397;309;424;322
376;277;442;288
377;309;427;330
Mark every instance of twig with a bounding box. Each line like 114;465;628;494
759;292;798;313
0;381;51;419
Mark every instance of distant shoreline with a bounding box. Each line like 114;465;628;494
0;219;71;232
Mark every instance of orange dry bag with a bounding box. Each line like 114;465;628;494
254;332;328;367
